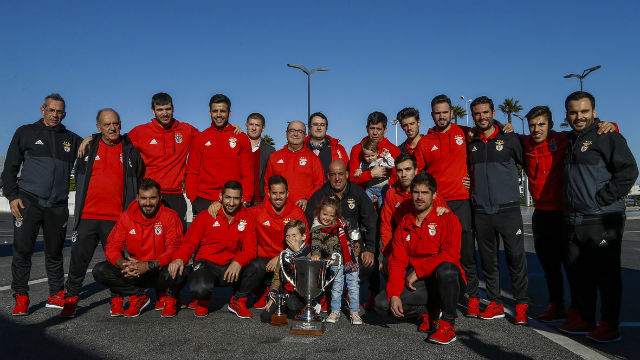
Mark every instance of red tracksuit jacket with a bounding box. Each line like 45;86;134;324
522;131;568;211
186;124;254;202
105;202;183;268
250;200;309;258
303;134;349;165
173;207;257;266
128;118;199;194
415;124;470;202
348;137;400;186
387;207;464;299
263;146;324;204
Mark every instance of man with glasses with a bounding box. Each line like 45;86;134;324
263;121;324;211
2;93;83;315
304;112;349;173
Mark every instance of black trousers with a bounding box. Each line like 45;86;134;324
475;208;528;304
191;196;213;218
259;292;305;323
91;261;186;297
189;260;243;300
65;219;116;297
532;209;569;308
359;257;380;294
374;262;463;325
564;213;624;326
237;257;274;298
162;193;188;232
11;192;69;295
447;199;478;298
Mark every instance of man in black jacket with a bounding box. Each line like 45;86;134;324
60;108;144;318
467;96;529;324
558;91;638;342
246;113;275;206
2;94;82;316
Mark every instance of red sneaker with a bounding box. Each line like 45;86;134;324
417;313;439;333
514;303;529;325
194;300;209;317
429;320;457;345
12;293;29;316
110;297;125;317
479;302;505;320
60;296;79;318
161;296;179;318
46;290;66;309
557;307;580;329
558;319;597;335
253;288;269;309
466;297;480;318
586;321;622;343
188;299;198;310
124;293;150;318
537;304;566;323
227;297;253;318
155;291;166;311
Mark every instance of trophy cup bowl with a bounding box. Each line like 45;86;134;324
269;292;289;327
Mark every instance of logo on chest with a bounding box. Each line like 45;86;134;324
238;219;247;231
299;157;307;166
405;234;411;242
229;137;237;148
175;132;183;144
63;141;71;153
119;153;123;163
347;198;356;210
495;140;504;152
428;223;437;236
581;140;593;152
154;223;163;235
455;135;464;146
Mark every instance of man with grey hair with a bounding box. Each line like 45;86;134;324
60;108;144;318
2;94;83;316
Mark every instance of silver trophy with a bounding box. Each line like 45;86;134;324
268;292;289;326
280;252;342;335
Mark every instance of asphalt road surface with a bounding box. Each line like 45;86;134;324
1;208;639;360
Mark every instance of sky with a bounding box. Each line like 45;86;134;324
1;0;639;181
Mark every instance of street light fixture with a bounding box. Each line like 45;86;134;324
513;113;526;134
287;64;329;121
391;118;399;145
460;96;472;126
563;65;601;91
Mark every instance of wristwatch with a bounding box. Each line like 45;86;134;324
148;260;157;271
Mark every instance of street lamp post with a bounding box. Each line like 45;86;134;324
513;113;531;206
460;96;472;126
563;65;601;91
287;64;329;120
513;113;526;134
391;118;399;145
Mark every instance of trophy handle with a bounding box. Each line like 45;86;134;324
321;253;342;291
279;251;296;288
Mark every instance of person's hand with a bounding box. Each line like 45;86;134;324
390;296;404;318
405;270;418;291
10;198;25;219
597;121;616;134
467;128;477;142
265;298;274;312
370;164;386;178
208;201;222;217
77;136;93;158
168;259;184;279
266;257;279;272
354;168;362;177
361;251;374;267
436;206;450;216
231;123;244;134
462;175;471;189
381;148;390;157
223;261;242;283
120;259;138;278
502;122;514;134
126;258;150;277
295;198;308;211
371;194;378;204
311;255;321;261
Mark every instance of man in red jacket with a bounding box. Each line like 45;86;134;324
348;111;401;187
375;173;464;345
92;178;184;318
186;94;254;215
166;181;257;318
234;175;309;317
304;112;349;173
264;121;324;211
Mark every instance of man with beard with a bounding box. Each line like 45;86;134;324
397;108;422;155
246;113;275;205
166;181;257;318
60;108;144;318
304;112;349;173
92;178;184;318
186;94;254;215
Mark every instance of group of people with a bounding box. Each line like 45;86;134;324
2;90;637;345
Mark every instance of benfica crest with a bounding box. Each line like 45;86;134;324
229;137;237;148
119;153;123;163
283;218;291;225
581;140;592;152
405;234;411;242
238;220;247;232
63;141;71;153
337;149;343;159
175;132;183;144
347;198;356;210
495;140;504;152
154;223;163;235
428;223;437;236
455;135;464;146
299;157;307;166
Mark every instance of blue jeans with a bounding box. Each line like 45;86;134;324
330;265;360;313
366;186;384;208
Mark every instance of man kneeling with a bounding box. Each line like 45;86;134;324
375;173;465;345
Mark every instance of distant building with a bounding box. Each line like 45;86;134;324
630;184;640;196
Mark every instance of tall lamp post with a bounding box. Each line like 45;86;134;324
563;65;601;91
513;113;526;134
287;64;329;120
460;96;472;126
391;118;399;145
513;113;531;206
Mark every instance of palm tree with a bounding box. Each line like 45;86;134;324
262;134;275;146
499;98;523;124
451;105;466;125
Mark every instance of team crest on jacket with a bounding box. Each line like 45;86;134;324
119;153;123;163
337;149;343;158
455;135;464;146
283;218;291;224
63;141;71;153
175;132;183;144
428;223;437;236
229;137;237;148
548;140;558;152
495;140;504;151
299;157;307;166
238;220;247;231
15;218;22;228
71;231;78;243
581;140;593;152
154;223;163;235
347;198;356;210
405;234;411;242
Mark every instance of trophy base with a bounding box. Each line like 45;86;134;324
290;319;325;336
270;314;288;327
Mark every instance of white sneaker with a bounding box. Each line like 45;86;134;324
326;311;340;323
351;312;363;325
